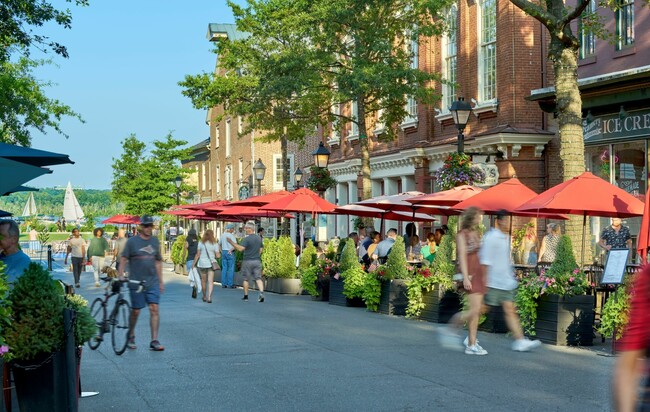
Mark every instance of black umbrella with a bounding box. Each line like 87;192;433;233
1;185;39;196
0;209;13;217
0;142;74;167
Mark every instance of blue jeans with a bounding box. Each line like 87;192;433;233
186;260;194;274
222;251;235;287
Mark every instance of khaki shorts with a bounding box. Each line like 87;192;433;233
484;287;516;306
241;260;263;282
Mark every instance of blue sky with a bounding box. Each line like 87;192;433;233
27;1;239;189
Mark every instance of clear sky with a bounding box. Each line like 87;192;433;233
27;0;238;190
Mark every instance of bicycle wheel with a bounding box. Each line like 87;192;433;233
88;298;106;350
111;299;131;355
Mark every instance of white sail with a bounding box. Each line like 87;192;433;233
21;192;37;216
63;182;84;222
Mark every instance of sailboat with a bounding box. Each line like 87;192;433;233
63;182;84;223
21;192;38;217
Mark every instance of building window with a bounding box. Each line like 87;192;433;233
409;30;418;70
225;119;231;158
330;102;341;142
579;0;596;58
404;96;417;124
201;164;207;191
238;116;243;134
273;154;294;189
350;100;359;138
616;0;634;49
224;165;233;200
442;4;458;111
215;126;220;148
238;158;244;186
478;0;496;102
215;165;220;194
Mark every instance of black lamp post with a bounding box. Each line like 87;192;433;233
294;167;303;189
253;158;266;196
294;167;304;245
449;97;473;154
312;141;331;168
174;175;182;233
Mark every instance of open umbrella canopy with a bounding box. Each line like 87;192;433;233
102;214;140;224
0;142;74;167
453;178;568;219
334;204;437;222
407;185;483;207
515;172;645;218
227;190;292;207
260;188;336;214
0;157;52;196
184;200;231;211
0;209;12;217
637;189;650;263
355;191;456;215
217;205;293;220
1;185;38;196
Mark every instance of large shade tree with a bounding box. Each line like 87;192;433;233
0;0;88;145
181;0;452;201
111;133;194;215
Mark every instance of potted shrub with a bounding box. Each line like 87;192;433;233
303;256;338;301
405;219;459;322
597;279;632;344
262;236;302;294
330;238;365;307
364;236;413;315
516;235;594;346
170;235;187;275
5;263;79;411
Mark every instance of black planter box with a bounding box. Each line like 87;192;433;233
479;305;508;333
534;294;595;346
311;280;330;301
378;279;408;316
417;285;461;323
329;277;365;308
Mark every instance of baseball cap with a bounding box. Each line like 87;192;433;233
140;215;155;225
225;223;235;230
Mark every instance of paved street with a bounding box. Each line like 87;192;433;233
67;265;614;412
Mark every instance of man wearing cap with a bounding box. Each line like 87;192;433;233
119;215;165;351
220;223;237;288
228;221;265;302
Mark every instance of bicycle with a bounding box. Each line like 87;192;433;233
88;277;145;355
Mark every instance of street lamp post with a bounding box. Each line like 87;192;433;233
174;175;182;235
311;142;331;242
253;158;266;196
449;97;473;154
294;167;303;246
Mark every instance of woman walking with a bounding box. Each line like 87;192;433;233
184;228;199;298
440;207;487;355
64;228;86;288
192;229;220;303
87;228;109;287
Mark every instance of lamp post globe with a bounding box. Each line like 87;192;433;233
294;167;303;189
312;141;331;169
253;158;266;196
449;97;472;153
174;175;182;235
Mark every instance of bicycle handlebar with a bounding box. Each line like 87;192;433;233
100;277;147;293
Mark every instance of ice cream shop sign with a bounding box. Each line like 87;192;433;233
584;108;650;143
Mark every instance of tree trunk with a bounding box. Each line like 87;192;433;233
551;39;587;262
281;133;290;236
358;97;372;201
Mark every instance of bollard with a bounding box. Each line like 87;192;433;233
47;244;53;271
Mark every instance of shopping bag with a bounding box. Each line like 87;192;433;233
188;267;202;294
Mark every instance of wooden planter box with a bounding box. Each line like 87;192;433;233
534;294;595;346
265;278;305;295
479;305;508;334
378;279;408;316
417;285;461;324
329;277;365;308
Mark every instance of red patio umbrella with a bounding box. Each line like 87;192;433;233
259;188;337;214
102;214;140;224
227;190;292;207
407;185;483;207
184;200;231;211
453;178;568;219
217;205;294;220
515;171;645;264
334;204;437;222
636;190;650;263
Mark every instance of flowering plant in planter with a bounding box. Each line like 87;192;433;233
516;235;591;335
361;264;388;311
306;166;337;193
433;153;486;190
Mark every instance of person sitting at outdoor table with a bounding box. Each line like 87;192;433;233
421;232;437;264
372;228;397;264
538;223;561;263
407;234;421;261
520;224;539;265
403;223;416;253
366;231;381;260
599;217;632;255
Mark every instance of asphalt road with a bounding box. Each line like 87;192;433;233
64;265;615;412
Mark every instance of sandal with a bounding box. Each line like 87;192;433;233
127;336;137;350
149;340;165;351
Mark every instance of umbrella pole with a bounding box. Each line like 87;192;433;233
581;213;587;267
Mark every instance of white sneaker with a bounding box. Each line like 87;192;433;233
465;344;488;355
438;326;464;351
512;338;542;352
463;337;479;347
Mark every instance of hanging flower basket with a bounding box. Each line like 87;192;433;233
433;153;486;190
306;167;337;193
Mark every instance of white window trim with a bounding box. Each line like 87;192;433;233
225;119;231;158
349;100;359;139
441;4;458;117
272;154;295;189
472;98;499;116
238;116;243;134
328;103;341;145
400;95;418;129
477;0;497;103
215;165;221;194
215;126;220;149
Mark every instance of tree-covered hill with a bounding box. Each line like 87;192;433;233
0;188;122;217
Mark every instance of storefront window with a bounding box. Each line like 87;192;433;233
585;144;611;181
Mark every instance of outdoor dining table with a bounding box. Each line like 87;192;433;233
407;260;423;268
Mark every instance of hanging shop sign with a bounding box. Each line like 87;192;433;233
584;109;650;144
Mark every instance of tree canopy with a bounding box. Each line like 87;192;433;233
111;133;195;216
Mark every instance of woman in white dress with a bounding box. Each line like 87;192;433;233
192;229;221;303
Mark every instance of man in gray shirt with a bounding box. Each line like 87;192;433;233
372;228;397;263
228;221;265;302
